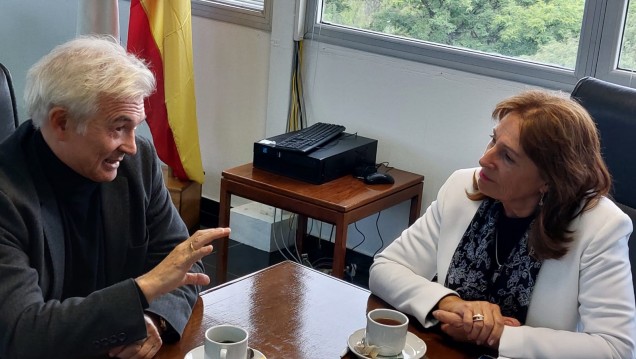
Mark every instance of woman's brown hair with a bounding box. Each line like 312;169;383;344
469;90;611;260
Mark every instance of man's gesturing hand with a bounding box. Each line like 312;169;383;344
135;227;231;302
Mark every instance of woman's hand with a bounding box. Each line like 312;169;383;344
432;296;520;348
135;227;231;302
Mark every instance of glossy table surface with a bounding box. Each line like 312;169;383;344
157;261;489;359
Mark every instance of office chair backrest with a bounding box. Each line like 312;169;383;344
0;62;19;142
571;76;636;295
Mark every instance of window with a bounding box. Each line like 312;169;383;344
618;2;636;70
192;0;272;31
304;0;634;90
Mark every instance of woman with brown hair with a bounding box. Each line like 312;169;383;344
369;90;635;359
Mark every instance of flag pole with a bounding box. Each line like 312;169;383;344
76;0;120;39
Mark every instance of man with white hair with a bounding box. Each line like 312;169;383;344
0;36;229;359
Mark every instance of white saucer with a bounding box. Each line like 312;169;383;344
184;345;266;359
347;328;426;359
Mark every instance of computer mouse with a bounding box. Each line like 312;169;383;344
364;172;395;185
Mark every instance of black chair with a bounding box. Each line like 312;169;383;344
0;62;19;142
571;76;636;295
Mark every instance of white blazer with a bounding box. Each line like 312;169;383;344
369;168;636;359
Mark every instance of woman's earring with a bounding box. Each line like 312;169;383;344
539;192;545;207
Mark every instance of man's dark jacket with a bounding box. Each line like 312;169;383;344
0;121;202;358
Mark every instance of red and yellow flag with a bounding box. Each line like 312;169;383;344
127;0;204;183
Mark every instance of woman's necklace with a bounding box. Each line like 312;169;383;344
493;213;533;281
492;230;504;282
495;230;503;269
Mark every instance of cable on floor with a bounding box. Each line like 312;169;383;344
373;212;385;257
278;208;302;262
286;212;307;266
351;222;366;251
272;207;298;262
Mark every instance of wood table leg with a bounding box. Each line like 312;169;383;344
408;183;424;225
331;219;348;278
295;215;308;257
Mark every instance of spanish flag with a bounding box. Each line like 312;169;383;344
127;0;204;183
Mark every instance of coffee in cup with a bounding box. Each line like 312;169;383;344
366;308;409;356
204;324;249;359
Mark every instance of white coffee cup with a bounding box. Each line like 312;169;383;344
204;324;249;359
366;308;409;356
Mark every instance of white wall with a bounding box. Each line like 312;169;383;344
0;0;80;118
190;6;538;255
0;1;541;256
191;16;271;200
299;43;534;255
302;42;533;208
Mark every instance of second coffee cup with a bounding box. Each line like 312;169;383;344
204;324;249;359
366;308;409;356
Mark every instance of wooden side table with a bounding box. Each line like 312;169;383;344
216;163;424;283
162;166;202;231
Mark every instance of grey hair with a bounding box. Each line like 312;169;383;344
24;35;155;132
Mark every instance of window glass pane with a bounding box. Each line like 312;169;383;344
618;1;636;71
321;0;585;69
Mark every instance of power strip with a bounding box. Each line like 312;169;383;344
345;263;357;278
301;253;312;267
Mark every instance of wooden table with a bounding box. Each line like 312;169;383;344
216;163;424;283
156;261;488;359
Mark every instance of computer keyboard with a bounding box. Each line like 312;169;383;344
275;122;346;153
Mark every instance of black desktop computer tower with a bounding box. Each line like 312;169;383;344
253;132;378;184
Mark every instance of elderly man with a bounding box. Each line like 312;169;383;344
0;36;229;359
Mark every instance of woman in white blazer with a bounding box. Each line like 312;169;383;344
369;90;636;359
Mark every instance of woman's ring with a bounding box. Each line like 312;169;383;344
190;242;195;252
472;314;485;322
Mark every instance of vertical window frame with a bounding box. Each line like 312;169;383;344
595;0;636;86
